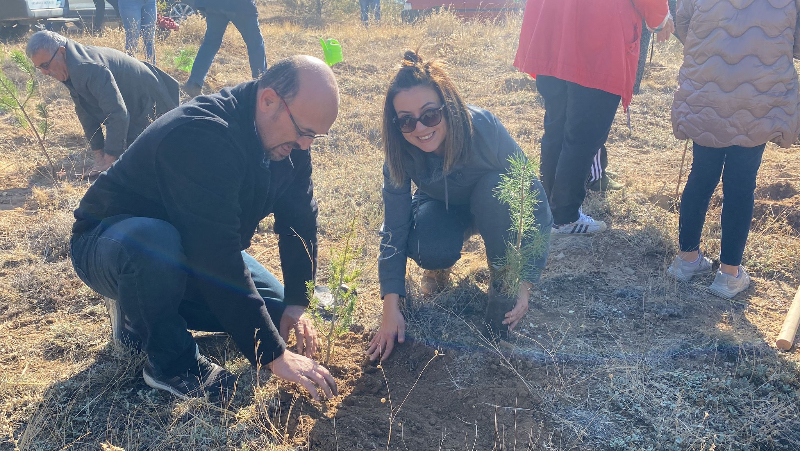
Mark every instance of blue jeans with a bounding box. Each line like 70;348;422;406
187;9;266;88
70;215;287;376
679;142;766;266
118;0;156;65
406;173;552;283
536;75;621;224
359;0;380;24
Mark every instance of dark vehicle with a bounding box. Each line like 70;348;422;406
165;0;197;23
0;0;65;40
401;0;524;22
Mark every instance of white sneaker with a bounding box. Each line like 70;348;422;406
667;253;713;282
708;267;751;299
551;211;607;235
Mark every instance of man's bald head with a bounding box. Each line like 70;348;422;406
254;55;339;158
257;55;339;105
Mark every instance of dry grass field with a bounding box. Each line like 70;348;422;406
1;3;800;450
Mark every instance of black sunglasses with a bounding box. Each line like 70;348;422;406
394;105;445;133
36;49;59;71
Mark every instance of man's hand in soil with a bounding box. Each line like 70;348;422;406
503;281;532;331
367;293;405;362
269;351;337;402
280;305;319;358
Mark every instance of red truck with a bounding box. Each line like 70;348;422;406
400;0;525;22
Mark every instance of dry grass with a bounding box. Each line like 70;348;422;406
1;3;800;450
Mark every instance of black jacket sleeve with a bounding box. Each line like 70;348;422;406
155;122;285;366
272;150;318;306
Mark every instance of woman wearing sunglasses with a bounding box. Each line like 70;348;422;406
367;51;552;362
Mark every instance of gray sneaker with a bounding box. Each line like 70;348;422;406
667;254;713;282
708;267;751;299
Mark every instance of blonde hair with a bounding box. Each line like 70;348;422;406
381;50;473;187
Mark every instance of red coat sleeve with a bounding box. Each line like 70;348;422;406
631;0;670;30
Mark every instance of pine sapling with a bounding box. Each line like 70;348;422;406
306;215;363;365
0;50;56;178
492;153;547;298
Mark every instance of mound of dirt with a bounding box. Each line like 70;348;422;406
306;335;549;450
753;195;800;233
755;181;798;201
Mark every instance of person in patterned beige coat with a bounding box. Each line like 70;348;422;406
667;0;800;298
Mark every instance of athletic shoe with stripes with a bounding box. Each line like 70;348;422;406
551;212;607;235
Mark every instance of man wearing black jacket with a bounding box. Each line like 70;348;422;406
70;55;338;402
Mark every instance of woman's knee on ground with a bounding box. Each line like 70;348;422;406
407;236;462;270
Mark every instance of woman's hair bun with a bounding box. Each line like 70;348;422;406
402;50;422;65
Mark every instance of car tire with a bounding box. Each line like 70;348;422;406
0;22;31;42
168;1;196;24
401;9;420;23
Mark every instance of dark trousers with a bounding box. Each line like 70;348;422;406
187;9;266;87
679;143;765;267
359;0;380;24
93;0;119;32
70;215;286;376
406;173;552;283
536;75;621;224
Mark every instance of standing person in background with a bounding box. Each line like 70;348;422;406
359;0;380;26
118;0;156;65
514;0;673;235
586;0;679;194
26;31;179;177
667;0;800;298
183;0;266;97
91;0;119;35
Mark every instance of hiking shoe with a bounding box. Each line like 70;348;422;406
708;267;751;299
421;268;451;295
143;353;237;403
587;174;624;192
551;211;607;235
667;253;713;282
181;82;202;98
104;296;142;351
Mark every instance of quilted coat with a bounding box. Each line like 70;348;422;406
672;0;800;148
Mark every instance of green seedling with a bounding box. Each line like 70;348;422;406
0;50;56;178
306;215;363;365
492;153;547;296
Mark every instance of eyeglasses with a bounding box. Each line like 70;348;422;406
35;49;59;71
393;105;445;133
279;95;327;141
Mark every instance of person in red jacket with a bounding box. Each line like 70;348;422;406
514;0;673;235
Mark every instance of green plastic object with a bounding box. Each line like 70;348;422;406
174;49;194;73
320;38;343;67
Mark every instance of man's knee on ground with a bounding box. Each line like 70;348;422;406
110;217;185;267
